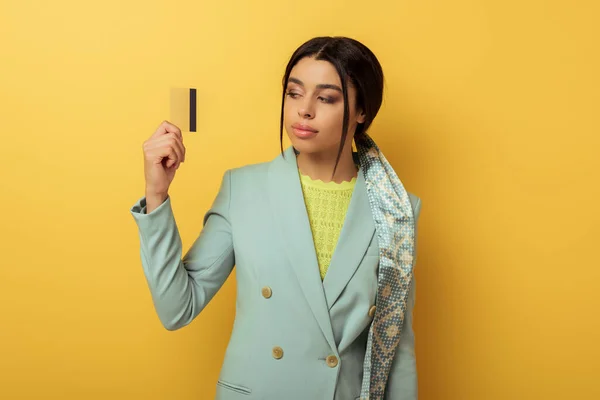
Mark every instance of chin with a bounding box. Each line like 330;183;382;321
289;139;311;153
285;130;309;152
288;138;326;156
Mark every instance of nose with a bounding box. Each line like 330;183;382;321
298;98;315;119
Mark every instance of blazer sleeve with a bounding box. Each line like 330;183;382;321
129;169;235;331
385;197;422;400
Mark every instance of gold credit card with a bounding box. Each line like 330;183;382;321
170;87;197;132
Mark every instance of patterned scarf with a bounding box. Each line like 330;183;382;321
355;133;416;400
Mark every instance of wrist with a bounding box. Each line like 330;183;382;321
145;186;168;199
144;191;168;213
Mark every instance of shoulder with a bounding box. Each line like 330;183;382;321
226;149;288;181
227;159;271;181
222;154;281;192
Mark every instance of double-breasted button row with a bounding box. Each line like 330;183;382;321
271;346;338;368
262;285;375;319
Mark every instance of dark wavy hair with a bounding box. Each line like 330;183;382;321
279;36;385;179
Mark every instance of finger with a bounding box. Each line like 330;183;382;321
169;139;184;168
163;120;183;141
165;148;178;168
160;136;184;167
168;132;186;162
152;120;183;141
145;133;186;167
146;136;180;167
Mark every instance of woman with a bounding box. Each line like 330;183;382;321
130;36;422;400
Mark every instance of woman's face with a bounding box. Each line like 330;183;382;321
283;56;365;156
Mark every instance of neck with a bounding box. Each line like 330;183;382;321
296;142;357;184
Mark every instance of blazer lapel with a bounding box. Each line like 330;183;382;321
322;159;376;310
267;146;337;351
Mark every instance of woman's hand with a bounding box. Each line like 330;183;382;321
142;120;186;208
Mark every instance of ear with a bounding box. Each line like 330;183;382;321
356;109;367;124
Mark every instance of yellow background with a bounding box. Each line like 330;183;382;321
1;0;598;399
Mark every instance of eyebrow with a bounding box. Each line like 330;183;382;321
288;77;342;93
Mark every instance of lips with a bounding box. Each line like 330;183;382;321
291;123;319;139
291;123;318;133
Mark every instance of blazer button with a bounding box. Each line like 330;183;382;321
272;346;284;359
261;286;272;298
368;305;377;318
326;355;338;368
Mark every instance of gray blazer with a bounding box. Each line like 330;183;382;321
130;145;422;400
